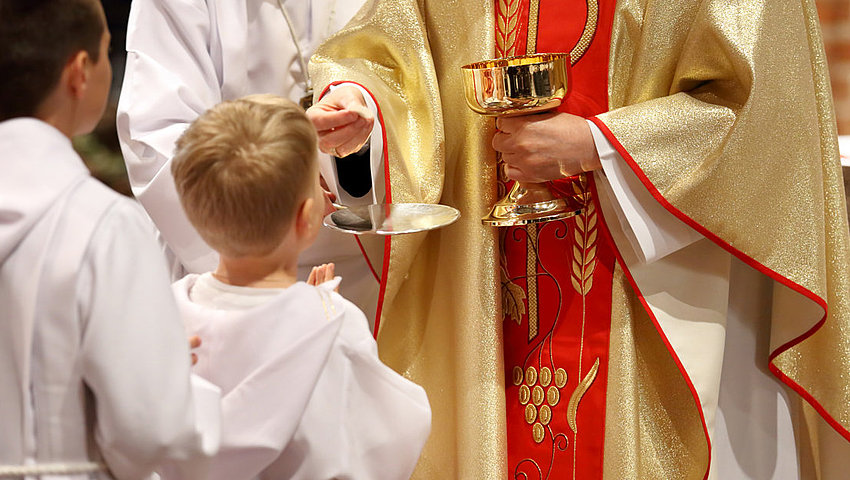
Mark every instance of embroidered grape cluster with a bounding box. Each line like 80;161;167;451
513;365;568;443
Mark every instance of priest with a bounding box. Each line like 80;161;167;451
307;0;850;478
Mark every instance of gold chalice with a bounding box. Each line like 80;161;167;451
462;53;585;226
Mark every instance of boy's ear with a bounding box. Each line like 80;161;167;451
295;196;317;238
65;51;91;99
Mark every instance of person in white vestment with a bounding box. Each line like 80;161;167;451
115;0;382;325
166;95;431;480
0;1;219;478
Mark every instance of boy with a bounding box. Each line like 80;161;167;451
0;0;219;478
170;94;431;480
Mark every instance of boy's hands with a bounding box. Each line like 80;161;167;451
188;335;201;365
306;86;373;158
308;263;339;292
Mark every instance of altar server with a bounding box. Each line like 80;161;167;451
115;0;381;324
0;0;219;478
168;95;430;480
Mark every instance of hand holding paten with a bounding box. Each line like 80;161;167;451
306;85;373;157
494;111;601;183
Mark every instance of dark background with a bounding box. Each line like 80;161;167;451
76;0;131;196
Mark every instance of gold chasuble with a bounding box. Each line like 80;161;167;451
311;0;850;478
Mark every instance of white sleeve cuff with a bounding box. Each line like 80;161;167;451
588;119;703;264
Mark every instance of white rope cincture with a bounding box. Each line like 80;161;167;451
276;0;312;93
0;462;107;478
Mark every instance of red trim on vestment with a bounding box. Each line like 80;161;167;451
354;236;381;283
588;174;712;480
320;81;392;340
587;115;850;443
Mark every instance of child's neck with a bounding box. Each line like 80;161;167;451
213;252;298;289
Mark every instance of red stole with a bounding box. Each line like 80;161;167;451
496;0;617;478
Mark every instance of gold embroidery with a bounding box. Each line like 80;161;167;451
526;224;539;341
496;0;521;57
569;0;599;65
533;422;545;443
571;193;597;296
502;266;527;325
532;385;545;405
554;368;568;388
515;362;569;446
527;0;540;55
539;405;552;425
547;386;560;406
569;179;599;478
525;366;538;386
512;366;524;385
519;385;531;404
567;357;600;433
525;404;538;424
539;367;552;387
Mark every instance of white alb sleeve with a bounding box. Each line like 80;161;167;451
588;119;704;264
116;0;221;274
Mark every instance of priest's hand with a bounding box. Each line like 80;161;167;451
307;85;374;158
493;112;601;182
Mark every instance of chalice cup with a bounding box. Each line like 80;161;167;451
462;53;585;226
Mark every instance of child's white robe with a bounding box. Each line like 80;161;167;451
172;275;431;480
0;118;219;479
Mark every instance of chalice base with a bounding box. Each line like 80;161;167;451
483;182;584;226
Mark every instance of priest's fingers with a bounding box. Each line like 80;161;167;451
308;108;362;132
317;117;372;156
504;164;528;182
308;86;372;129
307;266;319;286
495;116;521;134
333;132;370;159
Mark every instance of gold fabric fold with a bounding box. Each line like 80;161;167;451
312;2;506;478
603;264;708;479
599;0;850;458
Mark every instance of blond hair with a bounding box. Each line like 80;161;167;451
172;94;317;257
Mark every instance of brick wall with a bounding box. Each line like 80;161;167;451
817;0;850;134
